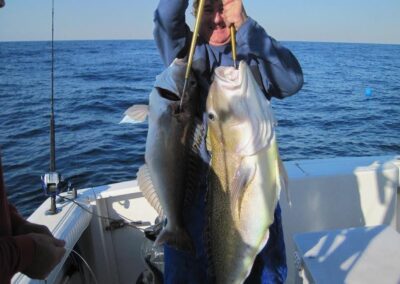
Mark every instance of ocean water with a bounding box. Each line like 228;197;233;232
0;40;399;217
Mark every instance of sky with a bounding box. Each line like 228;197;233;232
0;0;399;44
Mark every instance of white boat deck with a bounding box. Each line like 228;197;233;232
294;225;400;284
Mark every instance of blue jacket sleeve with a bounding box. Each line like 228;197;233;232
236;17;303;99
153;0;191;67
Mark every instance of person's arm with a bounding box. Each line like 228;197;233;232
9;204;27;230
9;204;53;237
0;153;65;281
153;0;191;66
236;17;304;99
0;235;35;283
0;233;66;281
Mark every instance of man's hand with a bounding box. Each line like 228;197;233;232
22;233;66;280
222;0;247;30
15;222;53;237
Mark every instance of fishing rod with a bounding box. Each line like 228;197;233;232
41;0;76;215
179;0;206;112
41;0;59;215
50;0;55;173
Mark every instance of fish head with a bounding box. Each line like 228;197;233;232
206;61;276;156
150;58;201;122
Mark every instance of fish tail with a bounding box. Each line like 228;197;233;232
154;228;194;253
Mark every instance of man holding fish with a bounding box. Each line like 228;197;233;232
151;0;303;283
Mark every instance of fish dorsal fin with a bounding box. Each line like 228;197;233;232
137;164;164;217
230;159;257;219
120;104;149;124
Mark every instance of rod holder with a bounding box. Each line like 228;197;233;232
47;196;59;215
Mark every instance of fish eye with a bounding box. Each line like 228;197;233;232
208;112;216;121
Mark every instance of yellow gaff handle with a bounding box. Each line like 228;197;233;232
185;0;206;80
230;25;237;69
180;0;206;110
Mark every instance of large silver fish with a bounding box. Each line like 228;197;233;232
206;61;288;284
121;58;205;252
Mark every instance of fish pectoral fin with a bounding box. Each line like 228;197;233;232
277;153;291;207
137;164;164;217
230;160;257;218
120;104;149;124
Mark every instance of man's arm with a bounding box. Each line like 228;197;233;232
153;0;191;66
9;204;53;237
0;236;35;283
9;204;27;230
236;17;304;99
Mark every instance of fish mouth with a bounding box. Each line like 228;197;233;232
157;87;188;116
156;87;186;116
156;87;181;101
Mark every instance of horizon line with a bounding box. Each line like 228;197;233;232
1;38;399;46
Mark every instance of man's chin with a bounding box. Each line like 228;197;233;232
199;28;230;46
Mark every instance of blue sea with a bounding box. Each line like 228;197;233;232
0;40;399;217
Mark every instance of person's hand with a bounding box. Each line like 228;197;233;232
222;0;247;30
15;221;53;237
22;233;66;280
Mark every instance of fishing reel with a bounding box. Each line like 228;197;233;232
41;172;77;214
42;172;61;196
41;172;61;215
